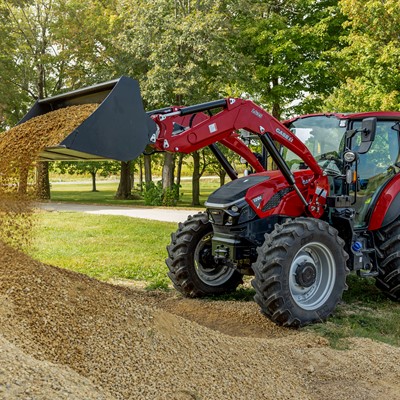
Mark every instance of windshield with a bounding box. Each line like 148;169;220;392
284;115;346;174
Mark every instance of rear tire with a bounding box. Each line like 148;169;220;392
252;218;349;327
375;219;400;301
166;213;243;297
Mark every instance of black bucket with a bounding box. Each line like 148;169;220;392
19;76;156;162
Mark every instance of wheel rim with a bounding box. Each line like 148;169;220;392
289;242;336;310
194;232;235;286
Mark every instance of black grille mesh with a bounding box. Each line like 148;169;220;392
262;187;294;212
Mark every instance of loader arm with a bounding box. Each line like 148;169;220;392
148;106;265;173
151;98;328;217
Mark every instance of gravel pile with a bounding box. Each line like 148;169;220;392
1;242;400;400
0;335;111;400
0;242;307;399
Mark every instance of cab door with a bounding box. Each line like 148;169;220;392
350;120;400;228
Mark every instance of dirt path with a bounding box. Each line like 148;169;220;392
36;202;202;223
1;242;400;400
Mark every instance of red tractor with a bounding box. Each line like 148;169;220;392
22;77;400;327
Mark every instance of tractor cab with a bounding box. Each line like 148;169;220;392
284;113;400;229
346;116;400;227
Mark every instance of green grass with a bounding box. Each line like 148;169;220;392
49;179;220;208
29;211;400;347
307;274;400;348
50;182;138;205
29;212;176;288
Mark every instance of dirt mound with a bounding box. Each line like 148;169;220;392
1;242;400;400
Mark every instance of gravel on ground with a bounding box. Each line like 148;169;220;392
1;242;400;400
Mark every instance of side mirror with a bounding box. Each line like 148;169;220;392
358;117;377;154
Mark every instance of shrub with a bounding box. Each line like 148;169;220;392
144;181;181;206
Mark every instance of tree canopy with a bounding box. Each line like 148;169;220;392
233;0;346;118
1;0;395;121
0;0;397;201
326;0;400;111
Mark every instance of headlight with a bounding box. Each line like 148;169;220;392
231;205;239;213
343;151;357;163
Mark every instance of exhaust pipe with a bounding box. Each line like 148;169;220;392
19;76;157;162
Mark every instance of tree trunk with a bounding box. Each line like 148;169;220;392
272;101;281;120
131;170;135;190
138;157;143;192
192;151;200;206
219;169;227;187
115;161;132;199
91;171;98;192
36;162;50;200
144;154;152;189
162;152;175;190
268;97;281;170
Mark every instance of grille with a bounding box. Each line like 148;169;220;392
262;187;294;212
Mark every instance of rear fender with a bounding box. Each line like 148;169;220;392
368;174;400;230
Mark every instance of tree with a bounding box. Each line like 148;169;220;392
234;0;346;118
116;0;238;107
162;153;175;191
115;161;133;199
50;0;129;86
54;161;119;191
0;0;65;198
143;154;152;189
114;0;239;202
325;0;400;111
0;0;118;198
175;153;186;190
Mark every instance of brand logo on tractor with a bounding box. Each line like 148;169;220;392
275;128;293;143
252;195;263;208
251;108;263;119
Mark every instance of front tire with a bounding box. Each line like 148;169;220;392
166;213;243;297
375;219;400;301
252;218;349;327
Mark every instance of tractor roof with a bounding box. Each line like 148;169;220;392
284;111;400;126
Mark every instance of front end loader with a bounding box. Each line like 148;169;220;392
15;76;400;327
19;76;156;162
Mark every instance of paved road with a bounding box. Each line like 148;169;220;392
35;202;203;223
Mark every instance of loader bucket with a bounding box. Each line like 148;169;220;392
19;76;156;162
